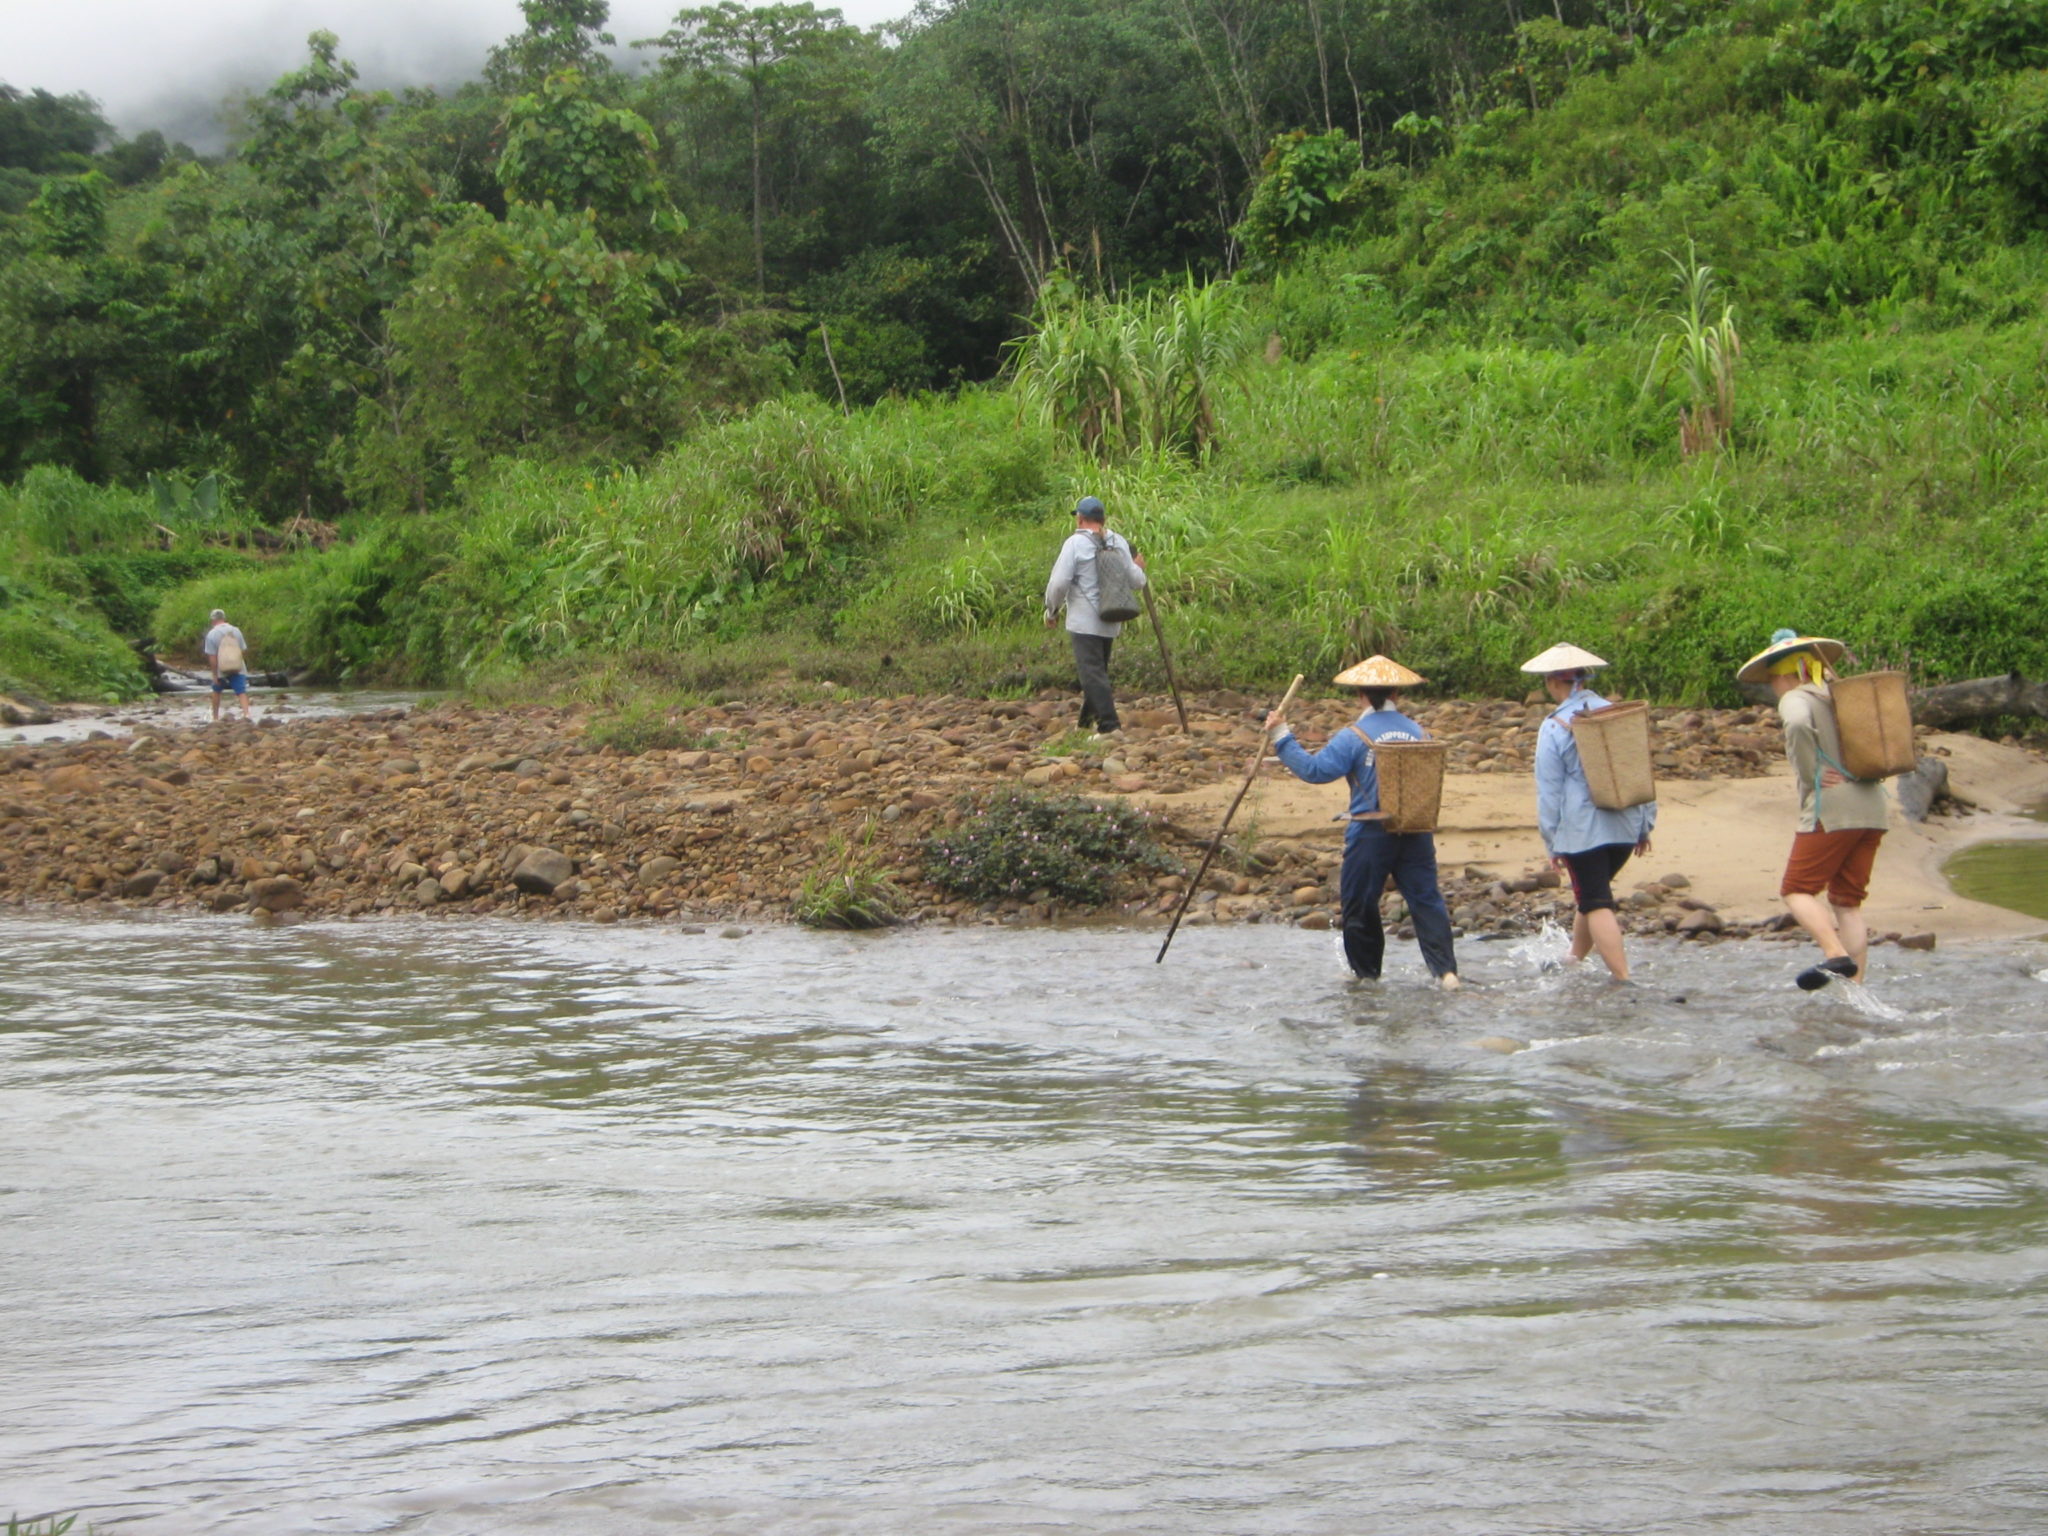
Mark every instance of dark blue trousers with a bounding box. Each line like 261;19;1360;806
1339;826;1458;980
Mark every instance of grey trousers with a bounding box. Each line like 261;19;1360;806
1070;632;1118;731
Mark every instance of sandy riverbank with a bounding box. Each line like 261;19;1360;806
1;691;2043;943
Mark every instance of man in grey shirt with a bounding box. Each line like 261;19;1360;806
1043;496;1145;735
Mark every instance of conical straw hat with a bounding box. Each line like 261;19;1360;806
1735;628;1846;684
1332;654;1425;688
1519;642;1609;675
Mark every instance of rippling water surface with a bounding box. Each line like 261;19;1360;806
4;915;2047;1534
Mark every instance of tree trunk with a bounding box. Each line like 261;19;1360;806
750;71;766;297
1909;674;2048;729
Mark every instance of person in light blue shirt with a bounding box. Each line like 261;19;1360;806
1265;654;1459;989
1524;643;1656;981
1043;495;1146;734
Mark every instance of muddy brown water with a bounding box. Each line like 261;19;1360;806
4;916;2047;1533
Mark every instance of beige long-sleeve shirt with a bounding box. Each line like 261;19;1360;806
1778;684;1889;833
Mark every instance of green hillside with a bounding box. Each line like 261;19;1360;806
9;1;2048;704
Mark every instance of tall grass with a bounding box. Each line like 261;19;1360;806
1009;277;1254;460
134;296;2048;706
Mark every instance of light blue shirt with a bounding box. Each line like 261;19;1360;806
1535;688;1656;856
1272;708;1428;843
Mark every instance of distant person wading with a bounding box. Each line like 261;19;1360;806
204;608;252;724
1043;496;1145;736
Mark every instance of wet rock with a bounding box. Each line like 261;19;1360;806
1675;908;1723;936
248;875;305;913
116;870;163;898
0;695;56;726
1898;931;1938;951
512;848;575;895
1298;911;1331;930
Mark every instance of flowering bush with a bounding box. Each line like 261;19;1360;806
922;789;1179;905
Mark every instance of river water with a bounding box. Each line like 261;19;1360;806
4;915;2047;1534
4;688;429;746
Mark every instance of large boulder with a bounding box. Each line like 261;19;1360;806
512;847;575;895
637;855;682;889
41;765;101;795
1895;755;1949;823
0;695;55;726
248;875;305;913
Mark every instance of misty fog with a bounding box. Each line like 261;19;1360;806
1;0;908;152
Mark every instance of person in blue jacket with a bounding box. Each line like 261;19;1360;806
1264;655;1460;990
1523;642;1657;982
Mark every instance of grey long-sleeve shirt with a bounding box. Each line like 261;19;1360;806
1043;530;1144;638
1778;684;1889;833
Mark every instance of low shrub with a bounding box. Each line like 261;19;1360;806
793;829;901;929
583;698;721;754
923;788;1178;905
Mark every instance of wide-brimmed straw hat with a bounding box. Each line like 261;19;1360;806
1735;628;1846;685
1332;654;1425;688
1519;642;1608;675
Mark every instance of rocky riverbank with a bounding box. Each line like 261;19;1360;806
0;690;2006;944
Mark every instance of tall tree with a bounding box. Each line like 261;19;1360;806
487;0;618;93
638;3;865;295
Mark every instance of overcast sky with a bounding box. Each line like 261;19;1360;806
0;0;911;149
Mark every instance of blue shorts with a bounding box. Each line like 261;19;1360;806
213;670;248;695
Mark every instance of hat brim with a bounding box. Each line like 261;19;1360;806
1332;655;1425;688
1519;643;1608;675
1735;636;1845;684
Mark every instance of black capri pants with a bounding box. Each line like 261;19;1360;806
1560;842;1634;914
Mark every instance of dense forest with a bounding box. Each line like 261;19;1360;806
6;0;2048;708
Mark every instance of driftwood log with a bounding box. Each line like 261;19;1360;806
1908;674;2048;729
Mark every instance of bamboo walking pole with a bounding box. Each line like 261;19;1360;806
1156;673;1303;964
1141;584;1189;733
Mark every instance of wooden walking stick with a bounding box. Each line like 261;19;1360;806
1141;584;1189;733
1156;673;1303;964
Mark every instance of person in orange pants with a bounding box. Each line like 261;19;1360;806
1736;628;1890;991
